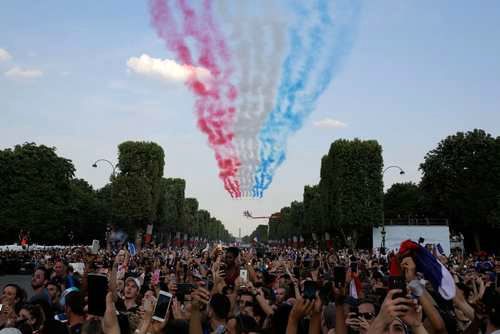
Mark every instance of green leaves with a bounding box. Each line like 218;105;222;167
0;141;233;244
384;182;425;219
420;129;500;247
113;141;165;230
319;139;383;246
0;143;100;244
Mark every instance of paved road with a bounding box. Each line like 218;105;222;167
0;275;33;298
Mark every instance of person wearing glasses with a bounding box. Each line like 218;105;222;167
344;299;377;334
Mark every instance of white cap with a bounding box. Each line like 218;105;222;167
125;276;141;289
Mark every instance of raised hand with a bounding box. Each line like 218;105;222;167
191;287;210;310
102;292;120;334
345;313;361;331
401;303;423;328
289;297;314;322
375;289;413;325
400;257;417;282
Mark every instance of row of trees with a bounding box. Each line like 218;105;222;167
261;139;383;248
0;141;233;244
249;129;500;251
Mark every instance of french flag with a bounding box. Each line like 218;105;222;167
399;240;456;300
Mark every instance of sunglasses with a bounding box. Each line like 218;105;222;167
359;312;375;320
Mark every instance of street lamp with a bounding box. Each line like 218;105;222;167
381;165;405;250
93;159;118;249
92;159;118;178
383;165;405;176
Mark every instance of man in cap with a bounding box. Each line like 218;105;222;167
116;276;141;313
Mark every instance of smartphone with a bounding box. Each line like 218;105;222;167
240;268;248;282
152;269;160;285
153;290;173;322
0;304;3;312
388;276;407;299
202;279;214;292
91;240;100;255
303;281;317;300
87;273;108;316
334;266;346;288
350;261;358;273
349;306;359;318
218;263;226;277
176;283;195;297
319;281;334;305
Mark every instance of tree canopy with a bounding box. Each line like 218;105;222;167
0;141;232;244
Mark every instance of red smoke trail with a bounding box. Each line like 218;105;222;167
177;0;241;197
150;0;240;197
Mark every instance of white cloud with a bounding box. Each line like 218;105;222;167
0;48;12;62
313;118;348;129
4;66;44;79
127;54;210;83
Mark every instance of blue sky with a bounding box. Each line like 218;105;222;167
1;1;499;236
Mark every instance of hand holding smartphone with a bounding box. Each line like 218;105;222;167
87;273;108;316
334;266;347;288
388;276;407;300
303;281;317;300
240;268;248;282
153;291;173;322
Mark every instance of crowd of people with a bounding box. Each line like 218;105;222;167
0;240;499;334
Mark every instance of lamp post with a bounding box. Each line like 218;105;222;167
92;159;118;249
381;165;405;250
92;159;118;178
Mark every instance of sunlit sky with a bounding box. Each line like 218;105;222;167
1;1;499;236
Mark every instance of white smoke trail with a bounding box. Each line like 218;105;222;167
221;1;286;197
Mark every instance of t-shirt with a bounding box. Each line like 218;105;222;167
115;299;139;314
29;288;52;306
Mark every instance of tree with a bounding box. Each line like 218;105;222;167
384;182;426;219
278;206;292;241
420;129;500;251
64;179;107;244
319;139;384;248
290;201;304;238
196;209;211;240
246;225;269;243
0;143;75;244
303;185;323;237
183;198;199;234
113;141;165;232
157;178;185;239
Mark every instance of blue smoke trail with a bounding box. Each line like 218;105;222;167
252;0;361;197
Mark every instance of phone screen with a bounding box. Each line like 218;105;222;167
303;281;317;300
388;276;407;299
240;269;248;281
91;240;100;255
87;273;108;316
153;292;172;321
334;266;346;288
319;281;334;305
